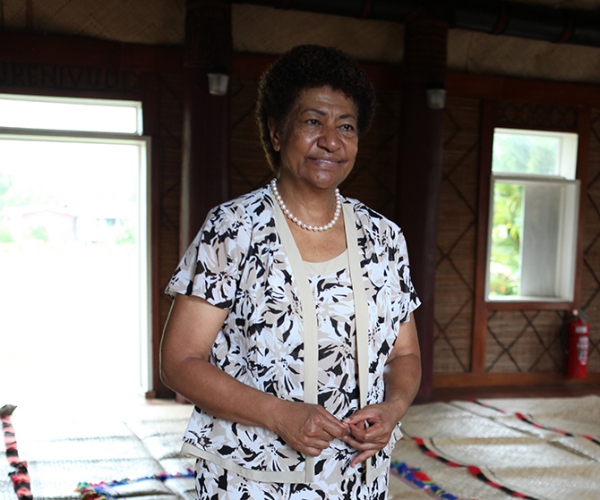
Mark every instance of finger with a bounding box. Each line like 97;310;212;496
348;421;377;441
300;414;347;446
320;418;349;440
310;407;349;439
343;407;380;425
342;433;368;449
302;443;328;457
343;432;383;450
294;427;336;455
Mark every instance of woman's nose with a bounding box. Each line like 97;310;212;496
317;124;341;151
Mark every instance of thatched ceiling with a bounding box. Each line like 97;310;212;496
1;0;600;84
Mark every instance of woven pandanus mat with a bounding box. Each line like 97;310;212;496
476;464;600;500
393;396;600;500
477;396;600;416
393;435;600;500
391;438;517;500
401;414;528;441
548;435;600;462
451;397;600;447
422;436;592;468
451;395;600;418
404;402;474;421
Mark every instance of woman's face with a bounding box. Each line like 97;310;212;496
268;86;359;191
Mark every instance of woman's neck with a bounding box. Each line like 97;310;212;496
274;177;340;228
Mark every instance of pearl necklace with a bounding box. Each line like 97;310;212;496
271;179;342;231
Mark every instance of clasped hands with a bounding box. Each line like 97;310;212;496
273;401;400;467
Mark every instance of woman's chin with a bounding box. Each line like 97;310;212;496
307;168;351;190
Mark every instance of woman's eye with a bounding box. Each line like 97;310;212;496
340;124;355;132
306;119;320;126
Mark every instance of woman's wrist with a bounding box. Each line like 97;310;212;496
259;394;289;433
382;397;409;424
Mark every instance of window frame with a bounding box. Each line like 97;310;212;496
473;107;588;315
485;172;580;303
0;93;153;395
482;126;583;302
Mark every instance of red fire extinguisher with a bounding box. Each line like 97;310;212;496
565;309;590;379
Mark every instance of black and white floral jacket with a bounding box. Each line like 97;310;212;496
166;184;420;484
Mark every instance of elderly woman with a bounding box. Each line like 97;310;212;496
161;45;421;499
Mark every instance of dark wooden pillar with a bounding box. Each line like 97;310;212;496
181;0;231;251
176;0;231;403
395;14;448;402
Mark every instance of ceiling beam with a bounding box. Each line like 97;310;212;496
234;0;600;47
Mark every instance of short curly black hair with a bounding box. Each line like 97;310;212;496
256;44;376;173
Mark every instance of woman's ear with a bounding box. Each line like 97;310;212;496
267;116;281;152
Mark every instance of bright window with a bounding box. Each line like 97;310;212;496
0;93;142;134
0;94;150;404
487;128;580;302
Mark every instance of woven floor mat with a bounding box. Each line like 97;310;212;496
548;435;600;462
391;438;516;500
451;397;600;447
423;436;592;468
401;414;528;440
0;401;196;500
403;402;472;421
394;396;600;500
476;464;600;500
27;458;168;500
476;395;600;416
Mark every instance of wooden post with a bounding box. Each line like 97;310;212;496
176;0;231;403
395;14;448;402
180;0;231;251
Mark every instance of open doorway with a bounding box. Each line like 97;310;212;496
0;94;150;406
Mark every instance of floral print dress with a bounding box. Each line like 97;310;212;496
195;252;390;499
166;185;420;500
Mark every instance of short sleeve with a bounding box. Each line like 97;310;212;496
391;228;420;322
165;205;250;309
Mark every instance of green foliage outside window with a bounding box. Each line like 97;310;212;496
490;183;522;296
489;132;559;297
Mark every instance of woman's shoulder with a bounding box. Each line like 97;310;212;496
207;185;273;226
343;196;403;237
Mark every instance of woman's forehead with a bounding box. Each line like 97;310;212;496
292;86;358;116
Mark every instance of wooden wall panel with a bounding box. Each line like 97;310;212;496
230;78;272;198
496;101;578;130
342;88;401;220
433;96;481;373
486;310;565;373
155;73;184;351
581;108;600;373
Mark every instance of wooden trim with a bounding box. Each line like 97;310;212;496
359;61;403;90
492;123;578;134
471;99;496;373
0;32;183;73
574;106;591;310
447;72;600;107
0;86;140;101
139;72;172;398
434;371;600;388
485;300;574;311
2;32;599;105
25;0;34;29
232;52;274;79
